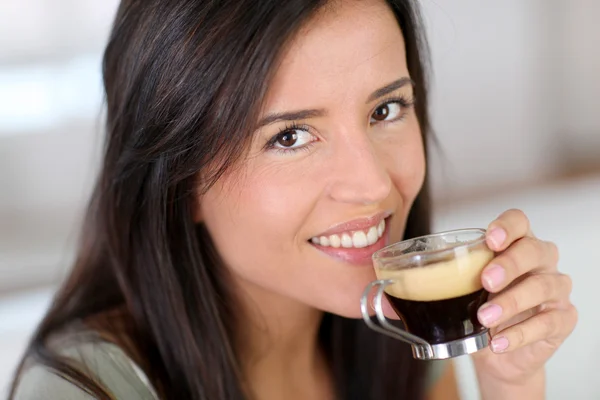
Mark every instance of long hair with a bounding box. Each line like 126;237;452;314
10;1;433;399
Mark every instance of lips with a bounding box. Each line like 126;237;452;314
309;212;392;266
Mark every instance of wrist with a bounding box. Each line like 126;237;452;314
476;368;546;400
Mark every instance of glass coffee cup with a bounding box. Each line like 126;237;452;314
360;228;494;360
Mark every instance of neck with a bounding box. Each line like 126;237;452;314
233;280;331;399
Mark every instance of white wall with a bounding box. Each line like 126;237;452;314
0;119;98;291
557;0;600;165
423;1;600;200
422;0;566;200
0;0;119;63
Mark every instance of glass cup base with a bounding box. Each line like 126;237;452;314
411;330;489;360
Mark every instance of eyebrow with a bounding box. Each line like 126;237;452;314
366;77;414;103
257;109;325;128
256;77;414;128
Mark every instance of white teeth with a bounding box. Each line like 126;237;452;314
352;231;368;248
366;226;378;245
377;219;385;237
329;234;341;248
341;233;353;248
310;218;387;249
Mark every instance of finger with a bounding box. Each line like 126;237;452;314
488;305;578;353
486;209;532;252
481;236;560;292
477;273;573;328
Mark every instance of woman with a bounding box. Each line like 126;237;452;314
10;0;577;399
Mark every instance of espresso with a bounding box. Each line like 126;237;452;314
385;288;488;344
376;248;493;344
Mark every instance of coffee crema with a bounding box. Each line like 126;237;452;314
375;248;493;301
375;248;494;344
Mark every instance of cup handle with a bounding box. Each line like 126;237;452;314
360;279;433;357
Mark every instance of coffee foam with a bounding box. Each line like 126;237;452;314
375;248;494;301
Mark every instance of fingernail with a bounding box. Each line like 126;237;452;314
482;264;505;290
488;227;507;249
478;303;503;326
491;336;509;353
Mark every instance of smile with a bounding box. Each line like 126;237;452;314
308;212;392;266
310;219;386;249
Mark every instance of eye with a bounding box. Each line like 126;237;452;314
371;102;402;123
370;101;405;124
270;127;316;150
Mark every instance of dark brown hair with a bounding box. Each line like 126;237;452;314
10;1;433;399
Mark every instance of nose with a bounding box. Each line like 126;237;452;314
327;132;391;205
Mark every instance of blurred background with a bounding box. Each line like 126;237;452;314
0;0;598;398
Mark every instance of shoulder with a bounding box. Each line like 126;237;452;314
13;364;95;400
12;329;157;400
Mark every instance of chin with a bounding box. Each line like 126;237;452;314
309;274;375;318
315;292;372;320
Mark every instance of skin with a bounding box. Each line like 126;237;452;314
196;1;577;399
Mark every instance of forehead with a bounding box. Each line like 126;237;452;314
264;0;409;111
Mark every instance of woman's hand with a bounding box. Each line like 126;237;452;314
471;209;578;394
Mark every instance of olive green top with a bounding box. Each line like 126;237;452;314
13;329;447;399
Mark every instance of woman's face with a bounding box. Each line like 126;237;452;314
199;0;425;318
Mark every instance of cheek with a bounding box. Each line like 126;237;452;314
396;142;426;196
199;162;321;281
381;123;426;200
